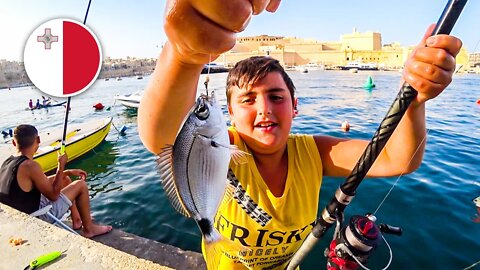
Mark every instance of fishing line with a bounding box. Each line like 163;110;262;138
463;260;480;270
372;128;430;216
339;234;393;270
204;55;212;96
472;39;480;53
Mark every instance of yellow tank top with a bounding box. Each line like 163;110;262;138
203;127;323;270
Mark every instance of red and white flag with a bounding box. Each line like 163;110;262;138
24;18;102;97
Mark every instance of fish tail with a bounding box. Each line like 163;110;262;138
204;229;249;270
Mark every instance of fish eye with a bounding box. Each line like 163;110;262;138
195;102;210;120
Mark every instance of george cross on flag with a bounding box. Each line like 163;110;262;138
24;18;102;97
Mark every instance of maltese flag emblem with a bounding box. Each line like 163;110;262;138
24;18;102;97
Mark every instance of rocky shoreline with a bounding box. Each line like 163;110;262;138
0;59;232;90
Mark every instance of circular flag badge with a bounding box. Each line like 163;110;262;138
24;18;102;97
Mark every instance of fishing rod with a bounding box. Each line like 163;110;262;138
286;0;468;269
60;0;93;154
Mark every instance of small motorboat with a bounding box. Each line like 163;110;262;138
341;61;378;71
114;93;142;108
0;117;112;173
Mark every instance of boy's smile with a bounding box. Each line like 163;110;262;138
228;71;296;155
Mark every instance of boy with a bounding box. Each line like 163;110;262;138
138;1;462;268
0;124;112;238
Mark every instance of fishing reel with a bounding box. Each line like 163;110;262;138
325;214;402;270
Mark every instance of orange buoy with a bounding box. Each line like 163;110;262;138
476;99;480;104
93;103;104;110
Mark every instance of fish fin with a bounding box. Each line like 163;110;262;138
157;145;191;218
230;145;250;165
204;230;250;270
217;182;236;215
224;182;235;202
206;140;250;164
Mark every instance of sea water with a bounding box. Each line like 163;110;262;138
0;70;478;269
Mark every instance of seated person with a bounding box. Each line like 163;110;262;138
0;124;112;238
41;96;51;106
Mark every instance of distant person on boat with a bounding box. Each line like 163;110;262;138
35;99;41;109
41;96;51;106
28;99;33;109
138;1;462;268
0;124;112;238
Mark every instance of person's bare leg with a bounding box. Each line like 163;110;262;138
70;202;82;230
62;181;112;238
61;176;82;229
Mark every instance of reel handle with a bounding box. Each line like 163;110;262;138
379;224;402;236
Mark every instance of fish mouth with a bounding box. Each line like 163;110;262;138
194;98;210;120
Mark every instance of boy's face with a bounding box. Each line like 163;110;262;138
228;71;296;154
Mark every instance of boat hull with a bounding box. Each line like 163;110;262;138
0;118;112;173
115;94;141;108
340;66;378;71
35;117;112;173
116;99;140;108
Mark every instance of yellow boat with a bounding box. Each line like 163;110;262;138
0;117;112;173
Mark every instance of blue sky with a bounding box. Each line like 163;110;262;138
1;0;478;61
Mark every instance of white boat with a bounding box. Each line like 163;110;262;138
284;65;296;71
341;61;378;71
295;63;325;72
114;93;142;108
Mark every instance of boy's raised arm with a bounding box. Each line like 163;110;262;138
319;25;462;178
138;0;280;154
378;26;462;175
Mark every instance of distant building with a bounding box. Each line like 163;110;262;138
341;28;382;51
470;53;480;67
216;29;470;71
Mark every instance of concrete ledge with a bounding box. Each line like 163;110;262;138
0;203;206;269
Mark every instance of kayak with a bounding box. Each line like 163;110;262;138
0;117;112;173
26;101;67;110
114;93;141;108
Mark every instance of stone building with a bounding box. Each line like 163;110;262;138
216;29;470;71
469;53;480;67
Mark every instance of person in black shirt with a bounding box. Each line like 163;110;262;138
0;124;112;238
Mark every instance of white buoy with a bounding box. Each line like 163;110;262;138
341;120;350;132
